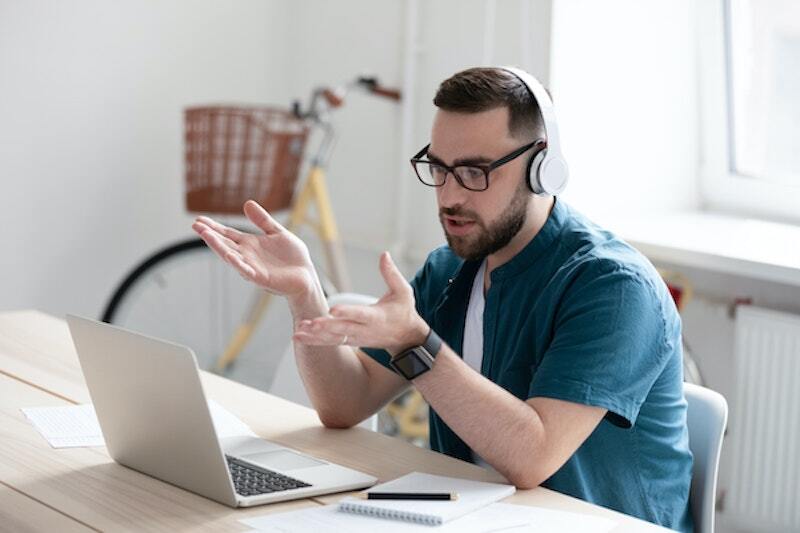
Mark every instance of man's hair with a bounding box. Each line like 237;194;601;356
433;67;545;141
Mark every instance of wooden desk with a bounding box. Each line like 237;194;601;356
0;310;670;532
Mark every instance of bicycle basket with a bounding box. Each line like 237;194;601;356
184;106;308;214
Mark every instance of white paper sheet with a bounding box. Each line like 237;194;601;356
240;502;617;533
478;503;617;533
240;503;617;533
22;400;256;448
240;503;527;533
21;404;104;447
207;400;258;438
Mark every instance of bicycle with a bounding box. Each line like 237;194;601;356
101;77;401;382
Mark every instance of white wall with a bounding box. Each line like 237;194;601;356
1;0;705;317
0;0;293;317
402;0;554;261
0;0;555;316
549;0;700;219
278;0;405;255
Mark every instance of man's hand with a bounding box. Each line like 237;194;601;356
293;252;429;355
191;200;319;299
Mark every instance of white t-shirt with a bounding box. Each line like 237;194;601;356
462;259;487;373
462;259;493;469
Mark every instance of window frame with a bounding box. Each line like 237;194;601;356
697;0;800;225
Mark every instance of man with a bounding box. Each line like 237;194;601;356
192;67;693;532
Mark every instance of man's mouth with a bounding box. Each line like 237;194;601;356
444;216;477;235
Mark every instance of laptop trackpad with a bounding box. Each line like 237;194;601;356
241;450;326;471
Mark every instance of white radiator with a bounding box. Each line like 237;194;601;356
726;305;800;532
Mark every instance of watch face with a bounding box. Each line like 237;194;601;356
392;349;431;379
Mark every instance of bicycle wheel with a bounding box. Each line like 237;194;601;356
101;237;298;386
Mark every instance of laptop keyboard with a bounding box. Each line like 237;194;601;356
226;455;312;497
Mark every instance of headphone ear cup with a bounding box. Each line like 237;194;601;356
538;156;569;196
527;150;547;194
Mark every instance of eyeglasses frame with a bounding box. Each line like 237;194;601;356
410;139;546;191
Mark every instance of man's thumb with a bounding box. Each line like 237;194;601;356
244;199;282;234
379;251;408;293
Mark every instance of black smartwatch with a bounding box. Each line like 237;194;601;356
389;329;443;380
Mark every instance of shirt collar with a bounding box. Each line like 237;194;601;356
440;197;569;294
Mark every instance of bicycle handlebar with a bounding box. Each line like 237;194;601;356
321;88;344;108
356;76;402;101
293;75;401;120
369;86;402;100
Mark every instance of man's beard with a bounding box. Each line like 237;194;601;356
440;181;529;261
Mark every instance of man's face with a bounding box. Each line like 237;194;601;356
428;107;531;261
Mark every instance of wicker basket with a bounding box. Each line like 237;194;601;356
184;106;309;214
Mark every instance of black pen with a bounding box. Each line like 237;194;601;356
359;492;459;501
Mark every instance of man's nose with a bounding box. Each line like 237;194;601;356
436;171;469;208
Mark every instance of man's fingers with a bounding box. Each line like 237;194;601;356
200;229;260;281
193;221;239;250
227;251;256;279
329;304;375;324
195;225;233;257
293;331;346;347
379;251;410;294
197;226;244;268
244;200;283;235
293;318;366;346
195;216;244;243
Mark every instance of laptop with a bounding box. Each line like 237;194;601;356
66;314;377;507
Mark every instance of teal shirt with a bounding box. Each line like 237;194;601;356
363;199;693;532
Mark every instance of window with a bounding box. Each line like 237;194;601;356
698;1;800;223
727;0;800;186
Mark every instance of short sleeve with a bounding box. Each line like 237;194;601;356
528;264;672;428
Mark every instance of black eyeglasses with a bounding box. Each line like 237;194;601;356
410;140;545;191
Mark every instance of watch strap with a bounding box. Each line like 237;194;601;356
422;328;442;358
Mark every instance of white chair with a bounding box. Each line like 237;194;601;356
269;292;379;431
684;382;728;533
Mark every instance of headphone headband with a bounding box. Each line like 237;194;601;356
499;66;568;195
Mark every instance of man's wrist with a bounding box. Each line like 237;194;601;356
389;326;444;381
389;318;431;357
411;347;453;385
287;279;328;324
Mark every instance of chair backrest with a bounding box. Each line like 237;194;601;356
269;292;379;431
684;382;728;533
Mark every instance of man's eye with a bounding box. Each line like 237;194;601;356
430;164;447;177
456;167;483;180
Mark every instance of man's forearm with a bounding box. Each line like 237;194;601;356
287;288;375;427
412;347;547;488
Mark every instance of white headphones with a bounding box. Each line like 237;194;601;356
499;66;569;196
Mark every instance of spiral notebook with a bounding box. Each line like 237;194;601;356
337;472;515;526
